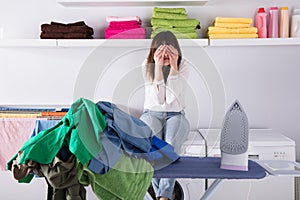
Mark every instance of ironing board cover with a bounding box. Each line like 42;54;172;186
153;157;267;179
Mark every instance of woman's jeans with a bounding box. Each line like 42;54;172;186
140;110;190;200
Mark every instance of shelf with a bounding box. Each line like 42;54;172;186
209;38;300;46
0;39;208;48
0;39;57;48
57;39;208;47
1;38;300;48
57;0;208;7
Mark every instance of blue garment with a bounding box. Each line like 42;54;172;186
88;101;153;174
31;120;60;137
88;101;180;174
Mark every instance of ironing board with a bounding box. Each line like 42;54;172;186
153;157;300;200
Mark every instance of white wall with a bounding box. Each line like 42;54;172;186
0;0;300;161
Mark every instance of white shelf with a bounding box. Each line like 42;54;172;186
1;38;300;48
57;39;208;47
0;39;208;48
209;38;300;46
57;0;208;7
0;39;57;47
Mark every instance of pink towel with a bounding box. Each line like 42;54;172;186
109;21;141;29
105;27;146;39
106;34;146;39
106;16;141;23
0;118;37;170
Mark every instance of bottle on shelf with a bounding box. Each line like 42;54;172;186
279;6;289;38
255;7;267;38
268;6;279;38
291;8;300;37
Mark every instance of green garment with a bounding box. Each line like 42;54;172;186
7;98;106;183
153;7;187;15
151;17;201;29
77;154;153;200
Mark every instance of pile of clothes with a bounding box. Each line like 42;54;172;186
207;17;258;39
40;21;94;39
150;7;201;39
104;16;146;39
6;98;180;200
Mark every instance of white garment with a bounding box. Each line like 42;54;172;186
142;58;190;112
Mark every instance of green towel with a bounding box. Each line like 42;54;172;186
153;7;186;14
152;11;188;20
152;26;196;33
150;32;198;39
151;17;201;29
77;154;153;200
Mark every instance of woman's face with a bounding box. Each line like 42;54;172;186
163;49;170;66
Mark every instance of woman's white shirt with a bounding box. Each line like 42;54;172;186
142;58;190;112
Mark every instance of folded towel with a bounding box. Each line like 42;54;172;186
40;32;93;39
108;20;141;29
215;17;253;24
213;22;251;28
106;16;141;23
50;21;87;27
105;27;146;39
152;26;196;33
208;27;257;34
151;18;201;29
41;24;94;34
151;31;197;39
208;33;258;39
106;34;146;39
105;27;146;35
152;11;188;20
153;7;186;15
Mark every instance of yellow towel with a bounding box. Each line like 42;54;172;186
209;33;258;39
215;17;252;24
208;27;257;34
213;22;251;28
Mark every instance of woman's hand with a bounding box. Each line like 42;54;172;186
167;45;179;71
154;44;166;67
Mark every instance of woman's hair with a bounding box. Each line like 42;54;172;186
145;31;182;81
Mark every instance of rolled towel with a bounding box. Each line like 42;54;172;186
208;33;258;39
106;16;141;23
153;7;186;14
213;22;251;28
151;18;201;29
152;11;188;20
208;27;257;34
214;17;253;24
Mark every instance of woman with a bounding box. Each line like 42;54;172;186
140;31;190;200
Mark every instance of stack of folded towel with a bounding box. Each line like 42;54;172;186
104;16;146;39
150;7;201;39
40;21;94;39
207;17;258;39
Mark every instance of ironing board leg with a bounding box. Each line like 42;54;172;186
200;179;223;200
